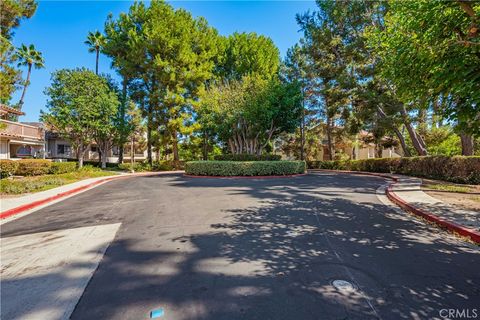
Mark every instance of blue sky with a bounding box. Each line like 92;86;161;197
12;1;317;122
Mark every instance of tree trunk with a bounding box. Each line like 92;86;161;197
147;104;153;166
172;130;179;162
376;106;411;157
376;145;382;158
98;149;102;164
18;63;32;109
78;145;84;168
326;117;334;160
300;99;306;160
203;131;208;160
392;126;411;157
400;105;428;156
95;49;99;75
460;133;474;156
101;148;107;169
118;77;128;164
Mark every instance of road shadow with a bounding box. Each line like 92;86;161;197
66;172;480;319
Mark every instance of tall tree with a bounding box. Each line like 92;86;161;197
369;0;480;154
0;0;37;104
42;68;119;168
199;75;302;155
15;43;44;109
217;32;280;80
84;30;105;75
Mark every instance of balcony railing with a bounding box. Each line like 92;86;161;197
0;120;44;140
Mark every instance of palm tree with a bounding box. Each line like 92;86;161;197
15;44;45;109
84;30;105;75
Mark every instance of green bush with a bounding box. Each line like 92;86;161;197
15;159;52;176
0;160;19;178
214;154;282;161
119;160;182;172
307;156;480;184
185;160;306;176
49;161;77;174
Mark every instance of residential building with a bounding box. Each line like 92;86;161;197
0;104;46;159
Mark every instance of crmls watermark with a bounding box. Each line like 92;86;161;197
439;309;478;319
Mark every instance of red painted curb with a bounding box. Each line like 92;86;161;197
311;169;480;244
183;173;307;179
386;185;480;244
0;176;125;220
0;171;182;220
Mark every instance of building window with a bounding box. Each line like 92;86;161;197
57;144;71;155
16;145;32;157
112;146;119;156
90;145;98;153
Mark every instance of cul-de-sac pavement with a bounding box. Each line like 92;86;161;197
1;172;479;320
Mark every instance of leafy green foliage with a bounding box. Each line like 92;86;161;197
49;161;77;174
217;32;280;80
308;156;480;184
0;159;19;178
0;165;115;195
368;0;480;137
15;159;51;176
199;75;302;155
185;160;306;176
42;68;120;167
214;154;281;161
0;0;38;103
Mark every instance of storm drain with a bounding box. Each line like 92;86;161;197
331;279;356;292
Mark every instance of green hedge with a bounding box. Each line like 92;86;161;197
15;159;52;176
0;160;19;178
118;160;183;172
185;160;306;176
0;159;78;178
213;154;282;161
49;162;77;174
307;156;480;184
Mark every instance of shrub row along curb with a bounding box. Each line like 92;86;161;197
307;156;480;184
311;168;480;244
185;161;306;176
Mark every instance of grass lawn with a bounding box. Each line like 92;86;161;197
0;167;118;195
421;179;480;211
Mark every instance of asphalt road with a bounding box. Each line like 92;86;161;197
1;172;479;320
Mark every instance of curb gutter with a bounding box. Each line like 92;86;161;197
0;171;182;220
310;169;480;244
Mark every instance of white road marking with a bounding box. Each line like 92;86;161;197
0;223;121;320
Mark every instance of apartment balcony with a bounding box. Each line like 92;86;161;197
0;120;44;141
0;120;45;159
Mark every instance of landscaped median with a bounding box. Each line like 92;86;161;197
308;156;480;184
0;159;117;195
185;160;306;177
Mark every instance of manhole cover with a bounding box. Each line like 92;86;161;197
331;279;356;292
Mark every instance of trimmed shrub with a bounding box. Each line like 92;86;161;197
49;161;77;174
185;160;306;176
307;156;480;184
119;160;183;172
0;160;19;178
15;159;52;176
214;154;282;161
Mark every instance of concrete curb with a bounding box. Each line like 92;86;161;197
183;173;307;179
0;171;183;220
310;169;480;244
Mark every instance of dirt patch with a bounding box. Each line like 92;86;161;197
421;178;480;211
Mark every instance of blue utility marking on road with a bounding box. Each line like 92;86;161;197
150;308;164;318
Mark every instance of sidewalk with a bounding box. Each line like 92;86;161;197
387;176;480;242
